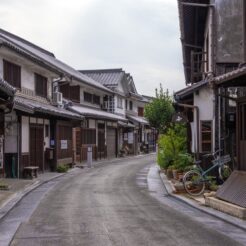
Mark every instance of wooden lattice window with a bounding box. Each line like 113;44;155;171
129;101;133;110
201;121;212;153
60;84;80;102
81;128;96;144
93;95;100;105
138;107;144;117
3;60;21;88
84;92;93;103
35;73;47;97
70;86;80;103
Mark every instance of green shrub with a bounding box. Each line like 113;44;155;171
174;153;193;172
56;164;69;173
157;123;192;171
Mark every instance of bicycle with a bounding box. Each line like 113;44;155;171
182;150;232;196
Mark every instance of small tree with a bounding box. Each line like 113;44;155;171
157;124;192;171
144;84;174;134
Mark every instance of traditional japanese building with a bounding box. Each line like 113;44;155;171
0;76;15;177
175;0;246;207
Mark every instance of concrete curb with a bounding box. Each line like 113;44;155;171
157;165;246;231
0;171;69;222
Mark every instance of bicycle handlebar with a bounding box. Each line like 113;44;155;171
202;149;222;159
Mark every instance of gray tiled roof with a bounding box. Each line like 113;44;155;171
79;69;125;87
174;80;208;100
14;96;83;120
0;76;16;97
80;69;144;99
214;66;246;84
0;29;111;93
127;115;149;125
69;105;127;121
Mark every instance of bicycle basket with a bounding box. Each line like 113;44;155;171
212;155;231;165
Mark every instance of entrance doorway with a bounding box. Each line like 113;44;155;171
237;102;246;171
30;124;44;171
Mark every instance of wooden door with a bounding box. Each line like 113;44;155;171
106;128;116;158
98;129;105;159
73;128;81;162
30;124;44;171
238;103;246;170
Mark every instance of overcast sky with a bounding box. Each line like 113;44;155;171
0;0;185;96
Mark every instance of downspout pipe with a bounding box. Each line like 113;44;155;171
174;102;200;160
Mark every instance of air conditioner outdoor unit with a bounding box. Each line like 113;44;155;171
53;92;63;105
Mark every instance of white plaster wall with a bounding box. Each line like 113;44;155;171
21;116;29;153
0;49;56;98
117;81;125;93
193;86;215;152
80;86;105;108
194;87;214;120
132;100;138;114
44;120;50;149
22;69;35;91
114;95;125;115
89;119;96;128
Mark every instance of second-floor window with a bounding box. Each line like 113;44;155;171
3;60;21;88
35;73;47;97
138;107;144;117
117;97;123;108
60;84;80;103
93;95;100;105
84;92;93;103
129;101;133;110
125;99;128;110
84;92;100;105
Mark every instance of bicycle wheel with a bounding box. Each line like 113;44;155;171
183;170;205;196
219;164;232;182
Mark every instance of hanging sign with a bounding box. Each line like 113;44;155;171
61;140;68;149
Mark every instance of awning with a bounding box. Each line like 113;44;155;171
118;121;135;128
14;96;83;120
127;115;149;125
69;105;127;122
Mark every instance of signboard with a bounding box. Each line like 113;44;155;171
128;132;134;144
61;140;68;150
50;139;55;146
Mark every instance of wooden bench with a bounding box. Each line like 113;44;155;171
23;166;39;179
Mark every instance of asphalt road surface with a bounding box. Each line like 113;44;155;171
5;154;246;245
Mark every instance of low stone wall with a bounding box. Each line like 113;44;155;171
205;196;246;219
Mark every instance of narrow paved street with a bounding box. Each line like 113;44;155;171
2;155;245;245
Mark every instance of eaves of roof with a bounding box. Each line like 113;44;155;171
213;66;246;85
174;79;208;101
0;31;112;94
14;96;83;120
177;0;209;84
127;115;149;125
0;76;16;97
69;105;127;122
